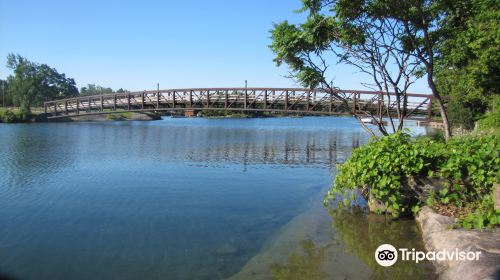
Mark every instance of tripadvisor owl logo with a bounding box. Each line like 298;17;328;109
375;244;398;266
375;243;482;267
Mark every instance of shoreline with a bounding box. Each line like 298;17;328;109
416;206;500;280
228;191;373;280
229;190;435;279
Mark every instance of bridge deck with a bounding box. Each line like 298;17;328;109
44;88;434;120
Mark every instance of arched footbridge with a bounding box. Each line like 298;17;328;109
44;88;435;120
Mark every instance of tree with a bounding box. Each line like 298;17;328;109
435;0;499;129
80;84;114;96
0;79;11;107
270;0;459;141
270;1;423;137
116;88;130;93
6;53;78;116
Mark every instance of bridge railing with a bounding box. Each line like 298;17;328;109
43;87;434;120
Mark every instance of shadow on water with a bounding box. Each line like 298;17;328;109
267;207;436;280
327;207;435;279
270;239;328;280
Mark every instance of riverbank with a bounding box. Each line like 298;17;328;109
230;191;435;279
0;107;44;123
325;128;499;279
49;112;161;122
0;108;161;123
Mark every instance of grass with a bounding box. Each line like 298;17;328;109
107;112;133;120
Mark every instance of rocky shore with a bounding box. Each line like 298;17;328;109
416;206;500;280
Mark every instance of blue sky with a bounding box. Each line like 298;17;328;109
0;0;429;93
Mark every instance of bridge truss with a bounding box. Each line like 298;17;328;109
44;88;434;120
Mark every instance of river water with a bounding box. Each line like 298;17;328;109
0;117;435;279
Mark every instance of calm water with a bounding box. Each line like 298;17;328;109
0;117;435;280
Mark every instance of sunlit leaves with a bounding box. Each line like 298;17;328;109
325;132;500;227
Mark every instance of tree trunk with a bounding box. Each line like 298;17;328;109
427;73;452;141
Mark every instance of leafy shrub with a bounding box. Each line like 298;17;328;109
446;100;480;130
0;110;18;123
325;132;500;228
18;106;31;121
477;110;499;131
201;110;230;117
459;195;499;229
325;132;442;216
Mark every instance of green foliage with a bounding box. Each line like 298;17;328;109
0;109;28;123
0;79;12;107
6;53;78;113
269;19;332;89
269;0;457;137
325;132;439;217
460;195;500;229
80;84;114;96
439;136;499;197
446;99;479;130
201;110;231;117
436;0;500;127
325;132;500;228
0;110;18;123
201;110;249;118
477;110;500;132
107;112;133;120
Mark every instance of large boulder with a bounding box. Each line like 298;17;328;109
416;206;500;280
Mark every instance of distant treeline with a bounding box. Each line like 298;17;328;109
0;53;129;118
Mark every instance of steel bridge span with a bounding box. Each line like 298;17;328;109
43;87;434;120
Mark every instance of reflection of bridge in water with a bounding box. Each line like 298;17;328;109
118;124;366;169
43;88;434;120
184;133;361;168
